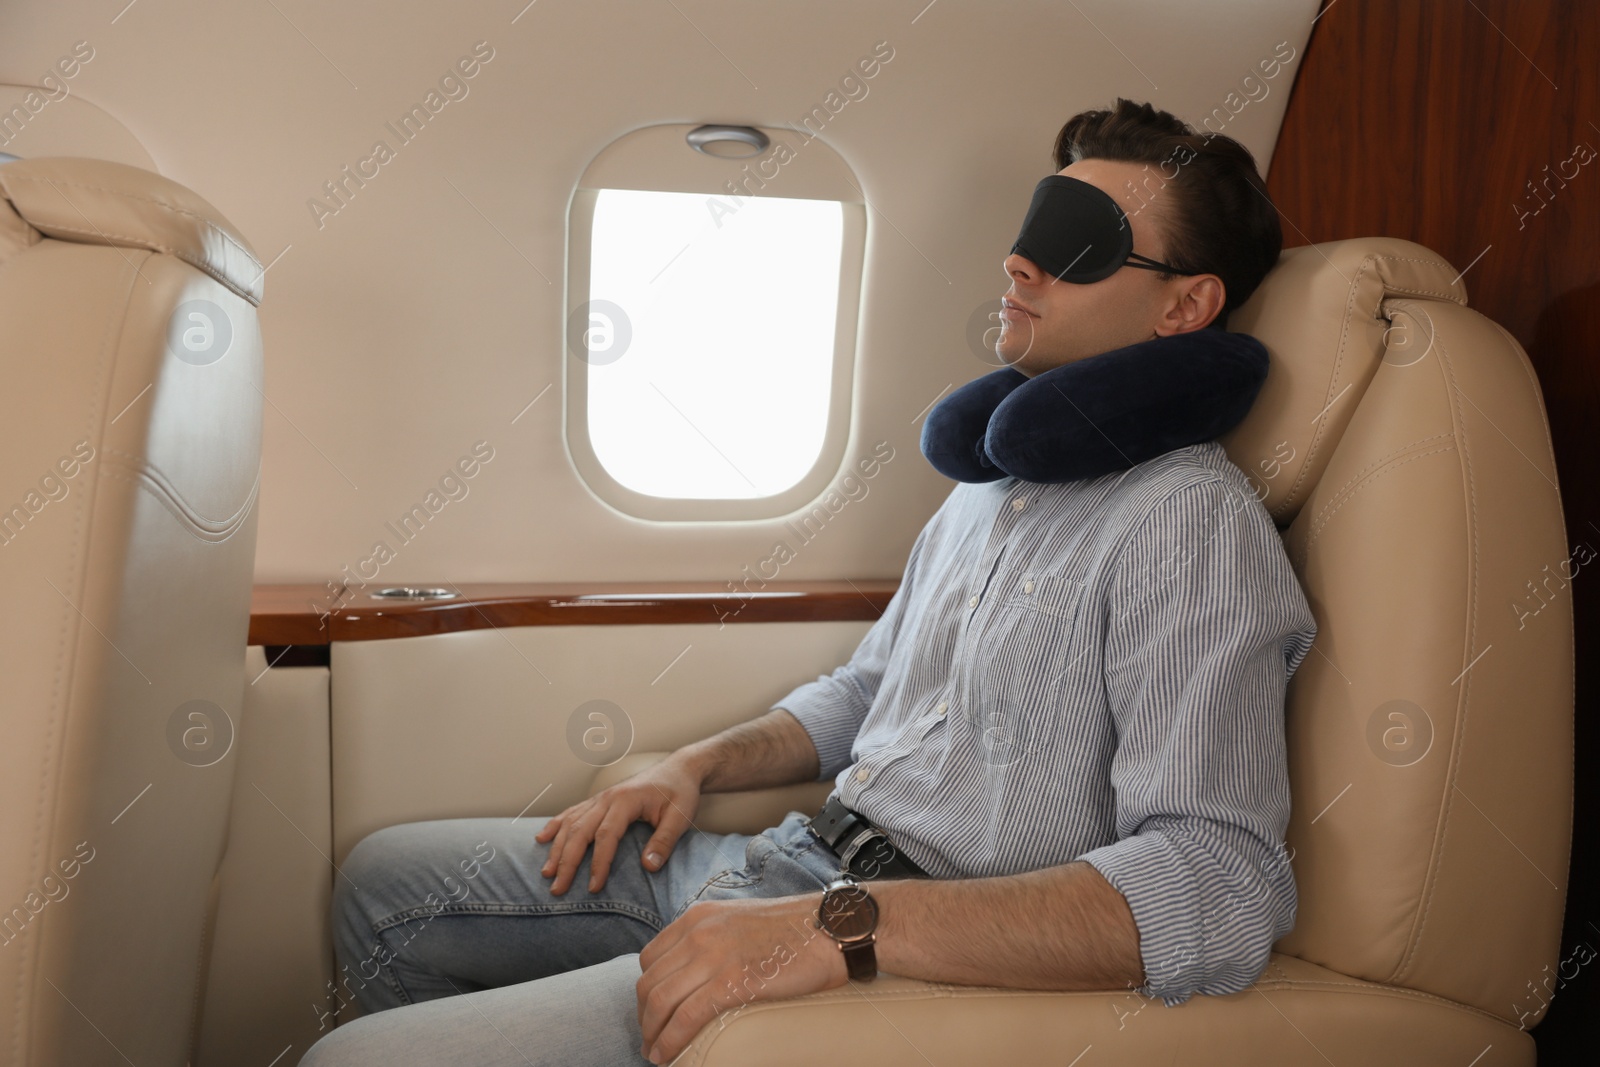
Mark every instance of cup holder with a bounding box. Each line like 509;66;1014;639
369;587;459;601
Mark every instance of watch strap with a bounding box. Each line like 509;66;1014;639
840;937;878;981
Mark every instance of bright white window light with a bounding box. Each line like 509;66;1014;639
585;188;843;499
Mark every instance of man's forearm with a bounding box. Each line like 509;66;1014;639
674;708;820;793
871;861;1144;991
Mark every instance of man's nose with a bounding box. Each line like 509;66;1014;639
1003;252;1042;283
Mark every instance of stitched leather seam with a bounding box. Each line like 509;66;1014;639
10;215;259;303
1275;253;1466;520
1479;317;1579;967
1300;437;1455;542
0;229;42;282
692;976;1509;1016
104;446;256;515
686;980;1518;1064
1395;326;1478;987
1310;295;1479;991
1382;284;1465;301
102;447;259;527
13;255;141;1064
98;461;259;543
1294;445;1457;569
3;172;259;270
1277;256;1371;515
1486;316;1564;479
1361;255;1469;303
1307;432;1455;520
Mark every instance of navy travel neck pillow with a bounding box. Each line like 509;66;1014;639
920;330;1269;484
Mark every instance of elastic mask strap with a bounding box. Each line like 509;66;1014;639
1122;250;1197;276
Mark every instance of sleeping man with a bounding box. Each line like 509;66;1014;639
302;97;1318;1067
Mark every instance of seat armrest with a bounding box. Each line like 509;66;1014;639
673;955;1531;1067
587;753;833;836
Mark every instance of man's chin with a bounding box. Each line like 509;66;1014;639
994;341;1039;373
998;345;1073;378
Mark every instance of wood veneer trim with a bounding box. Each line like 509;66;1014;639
249;580;896;644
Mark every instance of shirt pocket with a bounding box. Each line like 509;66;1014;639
961;573;1087;768
996;571;1084;620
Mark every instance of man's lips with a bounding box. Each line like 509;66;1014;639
1000;297;1039;321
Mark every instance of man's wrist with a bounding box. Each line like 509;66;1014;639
853;877;920;976
666;743;718;790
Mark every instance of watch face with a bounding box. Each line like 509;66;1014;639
821;884;879;939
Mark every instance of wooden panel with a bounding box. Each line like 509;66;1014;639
1268;1;1599;350
1266;1;1598;1057
249;580;897;645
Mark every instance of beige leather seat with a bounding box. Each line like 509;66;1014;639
592;237;1574;1065
0;158;264;1066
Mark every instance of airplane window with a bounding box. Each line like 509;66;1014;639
565;123;865;522
583;188;843;500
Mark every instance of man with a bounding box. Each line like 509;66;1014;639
302;98;1317;1067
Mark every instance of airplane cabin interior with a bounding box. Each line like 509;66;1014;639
0;1;1595;1064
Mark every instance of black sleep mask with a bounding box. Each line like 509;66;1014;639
1011;175;1195;283
920;329;1269;484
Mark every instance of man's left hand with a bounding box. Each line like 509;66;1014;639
636;894;848;1064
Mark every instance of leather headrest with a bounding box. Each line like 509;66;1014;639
1221;237;1468;526
0;156;264;305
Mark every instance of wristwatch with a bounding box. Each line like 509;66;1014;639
816;876;879;981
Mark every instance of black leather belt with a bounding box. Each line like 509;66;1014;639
805;794;929;880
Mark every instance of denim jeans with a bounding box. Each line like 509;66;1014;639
298;809;843;1066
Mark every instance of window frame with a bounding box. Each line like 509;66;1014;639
563;124;867;522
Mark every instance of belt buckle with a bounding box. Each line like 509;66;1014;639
837;826;889;875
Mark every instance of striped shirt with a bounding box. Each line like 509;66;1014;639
776;439;1318;1005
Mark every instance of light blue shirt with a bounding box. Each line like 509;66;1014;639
776;440;1318;1004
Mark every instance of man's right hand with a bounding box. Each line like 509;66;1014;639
535;754;705;895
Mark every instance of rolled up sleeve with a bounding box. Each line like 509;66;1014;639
1077;476;1317;1005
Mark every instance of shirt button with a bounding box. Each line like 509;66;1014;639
936;701;948;717
1023;579;1035;594
1011;497;1027;511
968;595;980;608
854;767;871;783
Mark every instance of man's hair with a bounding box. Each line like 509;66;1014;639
1052;98;1282;319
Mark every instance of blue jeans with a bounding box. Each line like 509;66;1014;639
298;810;844;1066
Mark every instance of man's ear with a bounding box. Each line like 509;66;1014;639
1156;273;1227;335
